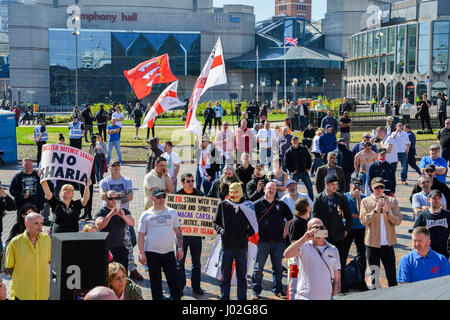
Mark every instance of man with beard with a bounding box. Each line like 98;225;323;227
208;166;241;200
315;152;345;194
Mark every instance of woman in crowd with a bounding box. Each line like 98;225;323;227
289;198;311;242
108;262;143;300
310;128;324;177
41;178;91;234
93;133;107;183
268;157;288;199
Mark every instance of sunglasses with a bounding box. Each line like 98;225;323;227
184;180;194;183
312;225;326;230
374;185;384;190
363;136;371;139
107;197;118;200
155;194;166;199
425;170;434;173
111;164;120;167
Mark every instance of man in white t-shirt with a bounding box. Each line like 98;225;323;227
377;126;398;175
143;156;174;210
112;106;125;129
392;123;410;185
138;188;184;300
162;141;181;191
256;120;277;170
284;218;341;300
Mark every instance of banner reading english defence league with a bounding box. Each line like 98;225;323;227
166;194;218;237
40;144;93;187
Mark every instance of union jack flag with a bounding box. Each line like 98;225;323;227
284;36;298;46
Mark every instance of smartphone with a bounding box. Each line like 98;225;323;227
115;200;122;209
314;230;328;238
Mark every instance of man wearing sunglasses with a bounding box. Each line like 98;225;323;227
175;173;205;296
412;177;447;227
138;188;183;300
351;133;378;156
284;218;341;300
95;190;135;272
360;177;402;288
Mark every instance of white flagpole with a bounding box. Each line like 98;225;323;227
256;46;259;102
284;44;287;103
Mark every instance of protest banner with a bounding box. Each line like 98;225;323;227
40;143;93;187
166;194;218;238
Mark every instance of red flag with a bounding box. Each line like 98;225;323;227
123;54;178;99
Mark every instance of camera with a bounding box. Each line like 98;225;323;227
314;230;328;238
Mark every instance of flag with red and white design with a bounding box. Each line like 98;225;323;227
140;81;184;129
284;36;298;46
185;37;227;135
123;54;178;99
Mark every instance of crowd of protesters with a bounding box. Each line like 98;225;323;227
1;94;450;301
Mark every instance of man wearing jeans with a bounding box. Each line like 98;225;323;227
138;188;184;300
106;118;122;165
252;182;293;299
283;136;314;201
392;123;410;185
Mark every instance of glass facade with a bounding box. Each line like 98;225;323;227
395;82;403;102
418;22;430;75
49;29;201;105
396;25;405;74
406;24;417;74
405;82;415;102
432;21;450;74
431;81;448;104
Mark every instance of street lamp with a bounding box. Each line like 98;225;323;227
67;5;81;106
179;43;188;76
322;78;327;98
292;78;298;101
250;83;254;100
261;81;266;101
240;84;244;99
376;31;384;113
332;83;336;99
343;76;347;97
305;80;309;98
275;80;280;101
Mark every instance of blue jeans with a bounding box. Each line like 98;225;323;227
397;152;408;182
357;172;367;194
251;241;284;295
312;153;324;174
94;158;105;182
299;115;307;131
176;236;202;291
196;167;212;195
107;139;122;164
220;247;248;300
291;171;314;201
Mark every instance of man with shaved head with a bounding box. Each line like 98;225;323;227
4;212;51;300
284;217;341;300
251;182;293;300
84;286;118;300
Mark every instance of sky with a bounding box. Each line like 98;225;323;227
213;0;327;22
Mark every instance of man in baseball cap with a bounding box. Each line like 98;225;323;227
280;179;313;213
419;144;448;183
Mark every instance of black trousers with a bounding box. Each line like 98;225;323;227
366;245;397;288
328;238;346;291
203;118;213;135
36;141;46;164
176;236;202;291
420;113;432;131
110;246;129;273
439;112;447;128
146;251;181;300
98;124;107;142
407;152;421;175
70;138;82;150
342;228;367;280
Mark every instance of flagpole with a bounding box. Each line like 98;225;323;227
256;45;259;102
284;44;287;103
226;84;238;166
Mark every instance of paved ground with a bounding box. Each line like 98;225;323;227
0;160;424;300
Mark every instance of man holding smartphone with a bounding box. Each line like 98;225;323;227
360;177;402;288
284;218;341;300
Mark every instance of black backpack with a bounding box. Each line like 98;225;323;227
344;257;364;288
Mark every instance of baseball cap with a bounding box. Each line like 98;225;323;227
428;189;442;199
325;174;338;183
351;177;363;186
425;164;436;172
201;134;211;142
151;188;166;197
325;125;333;130
109;160;120;167
387;116;394;121
337;138;346;144
371;177;385;188
285;179;298;187
430;144;440;150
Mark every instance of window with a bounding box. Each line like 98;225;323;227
374;30;380;53
367;58;371;76
406;24;417;74
396;25;406;74
279;5;287;11
386;82;393;101
361;85;365;101
366;84;371;100
362;32;366;56
432;21;450;74
405;82;415;103
387;55;394;74
358;34;362;57
380;55;386;75
368;31;373;56
418;22;430;75
431;81;448;105
372;56;378;75
380;29;387;54
417;82;427;99
362;58;366;76
380;83;385;100
395;82;404;103
372;84;377;100
388;27;395;53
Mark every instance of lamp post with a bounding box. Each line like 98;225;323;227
66;5;81;106
332;83;336;99
305;80;309;99
343;76;347;97
179;43;188;76
322;78;327;98
275;80;280;102
376;31;384;113
292;78;298;101
240;84;244;99
250;83;254;100
261;81;266;101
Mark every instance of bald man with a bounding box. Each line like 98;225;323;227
5;212;51;300
84;286;118;300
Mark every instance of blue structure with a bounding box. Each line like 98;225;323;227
0;110;17;165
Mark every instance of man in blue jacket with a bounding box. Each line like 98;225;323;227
320;110;338;135
319;125;337;160
366;148;396;196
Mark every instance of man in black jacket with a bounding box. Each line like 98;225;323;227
95;104;108;142
208;166;241;200
336;139;355;193
246;164;270;202
339;97;353;116
213;182;256;300
283;136;314;201
203;104;215;135
145;137;163;174
0;183;15;261
312;174;352;292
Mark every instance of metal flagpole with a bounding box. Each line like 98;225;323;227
256;45;259;102
283;18;287;103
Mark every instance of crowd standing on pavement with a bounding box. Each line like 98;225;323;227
2;95;450;301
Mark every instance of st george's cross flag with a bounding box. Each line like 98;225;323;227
185;37;227;135
140;81;185;129
123;54;178;99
